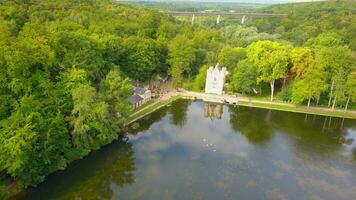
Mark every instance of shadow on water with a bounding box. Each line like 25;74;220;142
23;139;135;200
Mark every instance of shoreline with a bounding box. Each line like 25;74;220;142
127;92;356;123
5;92;355;199
181;90;356;120
236;101;356;119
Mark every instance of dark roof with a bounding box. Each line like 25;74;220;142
134;87;146;95
130;94;143;104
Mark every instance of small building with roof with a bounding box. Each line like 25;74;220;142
130;84;152;109
130;94;144;109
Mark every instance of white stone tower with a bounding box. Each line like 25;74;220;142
205;64;228;95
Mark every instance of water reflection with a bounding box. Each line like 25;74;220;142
24;140;135;200
170;99;190;127
204;102;223;120
22;100;356;200
229;106;273;144
127;106;170;134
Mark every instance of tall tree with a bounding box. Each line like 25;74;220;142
230;59;258;94
291;63;328;108
120;37;161;81
307;33;351;107
168;35;196;88
247;41;290;101
192;65;208;92
101;69;133;121
217;46;246;71
70;83;117;157
290;47;314;79
344;72;356;112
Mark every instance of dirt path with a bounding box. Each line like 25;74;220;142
179;90;356;115
129;89;356;122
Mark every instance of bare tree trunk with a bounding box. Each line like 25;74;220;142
344;97;350;113
328;80;334;107
331;96;337;112
270;80;275;102
316;94;320;105
307;98;311;109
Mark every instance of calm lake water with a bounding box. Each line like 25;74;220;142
22;100;356;200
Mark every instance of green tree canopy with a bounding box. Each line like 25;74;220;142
291;63;328;107
247;40;290;101
230;60;258;94
168;35;196;88
120;37;161;81
218;46;246;71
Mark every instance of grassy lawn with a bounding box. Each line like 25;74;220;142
238;101;356;119
127;96;181;124
126;93;356;126
130;100;154;114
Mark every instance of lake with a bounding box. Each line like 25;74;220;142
21;100;356;200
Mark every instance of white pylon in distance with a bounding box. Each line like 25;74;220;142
241;15;246;25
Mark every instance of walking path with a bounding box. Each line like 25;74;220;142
127;89;356;125
179;90;356;118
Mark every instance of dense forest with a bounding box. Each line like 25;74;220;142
254;0;356;50
0;0;187;197
0;0;355;198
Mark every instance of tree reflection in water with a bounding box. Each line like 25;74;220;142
128;99;191;133
229;105;356;161
127;106;170;134
170;99;190;127
24;139;135;200
228;106;274;144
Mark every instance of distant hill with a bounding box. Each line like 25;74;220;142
252;0;355;49
118;1;268;12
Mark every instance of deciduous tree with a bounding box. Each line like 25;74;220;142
230;60;258;94
218;46;246;71
291;64;328;108
344;72;356;112
168;35;196;88
247;41;290;101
